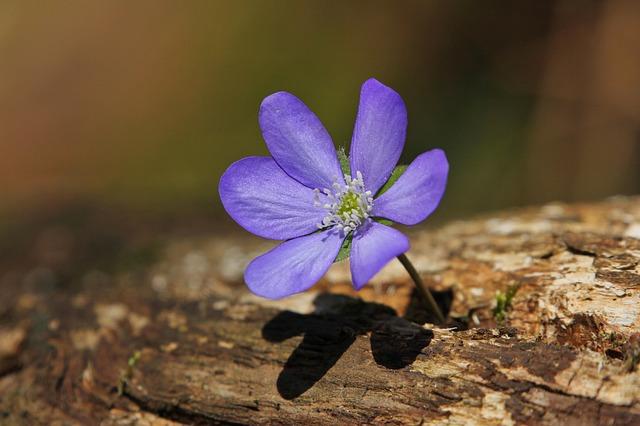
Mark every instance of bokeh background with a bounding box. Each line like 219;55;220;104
2;0;640;227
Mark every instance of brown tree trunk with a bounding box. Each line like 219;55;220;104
2;197;640;425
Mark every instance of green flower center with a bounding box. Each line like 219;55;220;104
337;191;364;218
314;171;374;234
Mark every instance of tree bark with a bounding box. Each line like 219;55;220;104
2;197;640;425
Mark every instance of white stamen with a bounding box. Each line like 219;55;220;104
314;170;374;235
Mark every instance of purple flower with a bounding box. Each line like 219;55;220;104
219;78;449;299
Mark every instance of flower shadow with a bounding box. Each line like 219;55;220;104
262;294;433;400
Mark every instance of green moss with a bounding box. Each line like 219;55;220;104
117;350;141;396
493;284;519;323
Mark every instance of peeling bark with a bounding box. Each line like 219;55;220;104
2;198;640;425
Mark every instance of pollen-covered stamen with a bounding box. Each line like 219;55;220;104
314;171;373;233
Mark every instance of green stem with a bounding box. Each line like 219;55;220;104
397;253;445;324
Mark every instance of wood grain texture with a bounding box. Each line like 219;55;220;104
2;197;640;425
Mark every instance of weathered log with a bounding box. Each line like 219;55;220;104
2;197;640;425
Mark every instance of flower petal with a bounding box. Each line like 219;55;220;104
372;149;449;225
349;78;407;194
219;156;326;240
245;230;344;299
259;91;344;190
350;221;409;290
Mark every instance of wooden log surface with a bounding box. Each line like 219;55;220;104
2;197;640;425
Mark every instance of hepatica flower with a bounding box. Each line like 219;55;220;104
219;78;448;310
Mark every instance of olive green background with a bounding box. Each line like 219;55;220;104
2;1;639;224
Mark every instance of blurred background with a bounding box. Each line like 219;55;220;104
2;0;639;229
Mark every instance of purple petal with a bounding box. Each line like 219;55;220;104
349;78;407;194
372;149;449;225
350;221;409;290
245;230;344;299
259;92;344;190
219;156;327;240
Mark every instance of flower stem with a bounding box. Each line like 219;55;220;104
397;253;445;324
